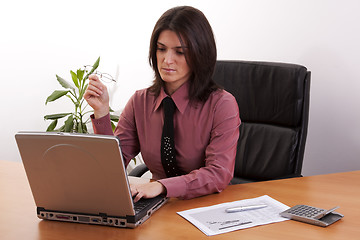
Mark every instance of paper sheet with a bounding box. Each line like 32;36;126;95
177;195;290;236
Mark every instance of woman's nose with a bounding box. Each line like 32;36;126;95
164;51;174;64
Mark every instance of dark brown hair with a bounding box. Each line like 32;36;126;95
148;6;220;102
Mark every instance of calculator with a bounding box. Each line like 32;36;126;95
280;205;344;227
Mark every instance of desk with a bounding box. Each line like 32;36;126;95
1;160;359;240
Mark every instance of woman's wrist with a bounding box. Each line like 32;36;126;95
94;109;109;119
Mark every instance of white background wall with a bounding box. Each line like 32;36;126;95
1;0;359;176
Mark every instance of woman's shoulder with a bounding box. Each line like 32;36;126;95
206;89;238;113
210;88;237;103
208;89;240;123
133;87;150;96
124;88;159;111
131;87;157;101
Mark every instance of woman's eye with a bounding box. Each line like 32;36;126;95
157;47;166;52
176;51;184;55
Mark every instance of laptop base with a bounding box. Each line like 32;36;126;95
37;196;168;228
38;209;140;228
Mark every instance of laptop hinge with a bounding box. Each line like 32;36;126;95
126;215;136;224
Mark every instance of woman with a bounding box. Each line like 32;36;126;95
84;6;240;202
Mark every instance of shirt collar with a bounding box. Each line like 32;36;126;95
154;81;190;114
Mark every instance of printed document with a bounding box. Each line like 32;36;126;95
177;195;289;236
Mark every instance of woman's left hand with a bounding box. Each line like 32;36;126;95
130;181;166;202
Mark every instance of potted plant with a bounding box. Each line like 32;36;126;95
44;57;119;133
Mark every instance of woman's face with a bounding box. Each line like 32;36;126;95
156;30;191;95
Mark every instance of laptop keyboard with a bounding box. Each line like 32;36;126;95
133;198;157;214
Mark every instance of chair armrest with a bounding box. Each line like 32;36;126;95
230;174;303;185
128;164;149;177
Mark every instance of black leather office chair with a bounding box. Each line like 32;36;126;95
129;60;311;184
214;60;310;184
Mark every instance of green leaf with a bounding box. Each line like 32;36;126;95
56;75;75;90
83;123;89;133
92;56;100;70
77;69;85;89
84;56;100;80
45;90;70;104
77;69;85;82
44;113;72;120
70;70;80;89
109;107;114;112
83;123;88;133
110;114;119;122
46;119;58;131
111;121;116;132
76;122;88;133
77;122;83;133
64;115;74;132
79;83;88;99
57;125;65;132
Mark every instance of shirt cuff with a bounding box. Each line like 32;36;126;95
158;176;186;198
91;113;113;135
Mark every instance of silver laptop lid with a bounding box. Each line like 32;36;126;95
15;131;135;217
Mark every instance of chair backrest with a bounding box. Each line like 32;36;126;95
213;60;311;184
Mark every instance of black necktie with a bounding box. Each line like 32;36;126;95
161;97;182;177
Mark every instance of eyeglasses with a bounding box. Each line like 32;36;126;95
83;65;116;83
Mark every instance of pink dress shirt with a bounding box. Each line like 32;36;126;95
91;81;240;199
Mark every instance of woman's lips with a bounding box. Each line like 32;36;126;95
162;68;175;73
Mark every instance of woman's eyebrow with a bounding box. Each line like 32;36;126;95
157;42;187;49
157;42;166;46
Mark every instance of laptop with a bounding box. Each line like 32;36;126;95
15;131;168;228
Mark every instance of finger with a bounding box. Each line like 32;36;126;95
134;192;143;203
86;84;103;96
84;87;102;100
88;74;100;81
84;90;101;99
129;184;138;197
88;79;105;91
88;81;108;98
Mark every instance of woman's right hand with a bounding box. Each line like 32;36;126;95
84;74;110;119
